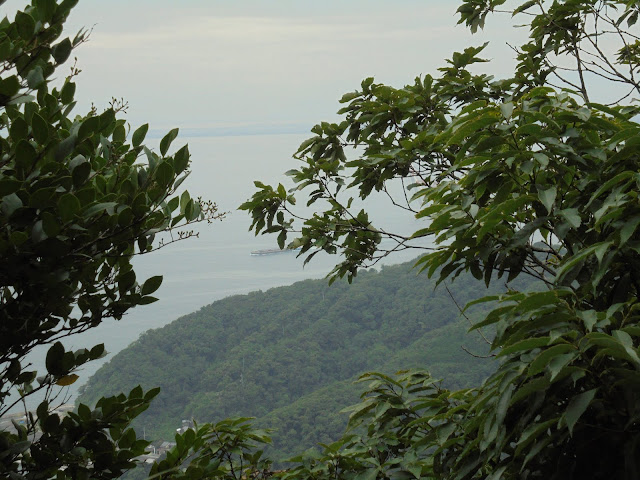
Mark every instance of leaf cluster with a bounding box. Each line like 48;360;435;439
242;1;640;478
0;1;223;478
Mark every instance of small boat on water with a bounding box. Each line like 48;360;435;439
250;247;301;256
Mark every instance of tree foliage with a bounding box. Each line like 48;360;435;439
0;1;223;478
241;0;640;477
5;0;640;478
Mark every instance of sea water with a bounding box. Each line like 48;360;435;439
7;132;426;413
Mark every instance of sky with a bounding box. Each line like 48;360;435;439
4;0;528;135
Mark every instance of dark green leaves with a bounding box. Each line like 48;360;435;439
239;1;640;476
141;275;162;295
2;193;23;217
45;342;65;376
78;115;100;141
132;123;148;147
60;80;75;104
26;66;45;89
55;133;76;161
0;76;20;98
15;11;35;40
564;389;597;436
513;0;537;16
160;127;179;156
31;112;49;144
15;139;37;169
537;185;557;214
155;161;174;187
51;38;72;64
0;179;22;197
0;4;226;480
174;144;190;174
58;193;80;222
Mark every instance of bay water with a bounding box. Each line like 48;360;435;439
11;132;425;412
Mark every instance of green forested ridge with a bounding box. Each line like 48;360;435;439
80;258;530;460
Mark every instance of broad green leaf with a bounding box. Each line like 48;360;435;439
15;139;37;168
31;112;49;144
52;37;72;64
0;179;21;197
537;186;557;214
10;117;28;141
555;243;610;282
141;276;163;296
174;145;190;174
0;75;20;97
522;436;552;470
532;152;549;167
558;208;581;229
32;220;47;242
60;81;76;104
155;161;174;187
353;469;378;480
160;128;179;156
46;342;65;376
55;133;76;161
78;116;100;141
139;296;159;305
510;377;550;405
500;102;514;119
72;161;91;187
515;418;557;456
577;310;598;332
132;123;148;147
513;0;537;15
15;11;35;39
42;212;60;237
2;193;23;217
528;344;576;377
26;66;44;89
112;123;126;143
180;190;190;212
563;389;597;436
9;231;26;246
586;171;633;208
118;207;133;226
444;114;500;146
594;241;612;264
486;466;507;480
620;215;640;245
548;353;576;382
612;330;640;367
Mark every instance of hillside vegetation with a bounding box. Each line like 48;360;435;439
79;258;530;460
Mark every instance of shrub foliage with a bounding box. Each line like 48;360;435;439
242;0;640;478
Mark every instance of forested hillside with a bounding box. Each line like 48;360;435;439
79;258;531;460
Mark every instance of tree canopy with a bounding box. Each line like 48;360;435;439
0;1;222;478
241;0;640;477
5;0;640;478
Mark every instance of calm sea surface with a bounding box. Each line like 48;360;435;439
11;133;426;412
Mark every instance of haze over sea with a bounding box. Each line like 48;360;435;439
12;130;423;413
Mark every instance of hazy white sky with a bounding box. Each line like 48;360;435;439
4;1;527;134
